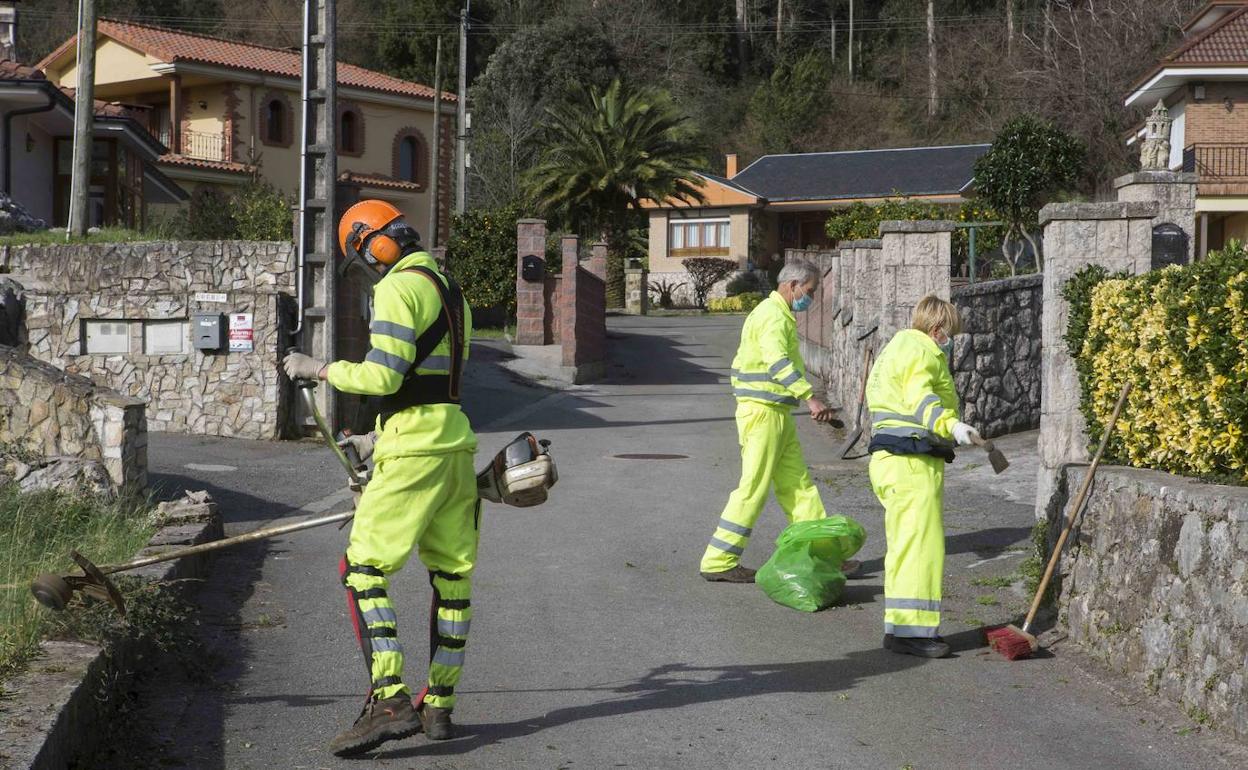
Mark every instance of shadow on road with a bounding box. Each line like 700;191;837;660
855;526;1034;577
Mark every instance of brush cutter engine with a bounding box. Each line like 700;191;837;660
476;432;558;507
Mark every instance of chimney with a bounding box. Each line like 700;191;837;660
725;153;738;178
0;1;17;62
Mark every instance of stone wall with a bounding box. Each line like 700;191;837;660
950;274;1043;438
0;345;146;490
1057;465;1248;742
3;241;295;440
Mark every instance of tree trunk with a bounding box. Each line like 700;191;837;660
927;0;937;118
606;225;628;309
776;0;784;49
1006;0;1014;58
1021;228;1041;273
735;0;749;75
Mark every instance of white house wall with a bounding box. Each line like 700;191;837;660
8;114;54;224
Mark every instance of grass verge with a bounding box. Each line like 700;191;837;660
0;228;162;247
473;324;513;340
0;483;157;681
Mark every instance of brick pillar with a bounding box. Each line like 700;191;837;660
877;221;955;344
588;242;608;282
559;235;579;352
625;267;649;314
1114;170;1198;263
515;219;548;345
1035;201;1158;521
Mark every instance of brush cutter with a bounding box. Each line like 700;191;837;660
985;380;1133;660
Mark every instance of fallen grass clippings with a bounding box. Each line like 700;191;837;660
0;483;157;680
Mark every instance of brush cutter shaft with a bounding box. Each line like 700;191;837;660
1021;380;1133;633
97;510;355;575
297;382;363;486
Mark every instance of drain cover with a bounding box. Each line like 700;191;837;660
612;453;688;460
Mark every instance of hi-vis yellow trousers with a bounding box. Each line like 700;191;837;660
701;401;826;573
340;451;479;710
868;451;945;638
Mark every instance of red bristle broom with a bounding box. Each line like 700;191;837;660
986;380;1133;661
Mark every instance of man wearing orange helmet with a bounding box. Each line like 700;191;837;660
282;200;477;756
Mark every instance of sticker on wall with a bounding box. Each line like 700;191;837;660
195;292;228;304
228;313;254;352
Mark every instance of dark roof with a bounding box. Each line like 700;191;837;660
731;144;990;202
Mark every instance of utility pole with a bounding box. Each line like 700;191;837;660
927;0;937;117
1006;0;1014;58
294;0;338;432
428;36;442;249
776;0;783;48
735;0;748;75
830;13;837;64
455;0;469;215
847;0;854;82
67;0;96;238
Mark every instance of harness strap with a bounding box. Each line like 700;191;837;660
378;266;466;428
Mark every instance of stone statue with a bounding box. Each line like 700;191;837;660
1140;100;1172;171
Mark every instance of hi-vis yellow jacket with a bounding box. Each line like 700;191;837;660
866;328;960;443
729;291;814;408
327;251;476;461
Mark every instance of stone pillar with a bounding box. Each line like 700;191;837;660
625;266;649;315
1114;170;1198;263
587;242;608;283
515;219;547;346
1035;201;1158;520
877;221;955;343
845;239;881;418
429;246;447;269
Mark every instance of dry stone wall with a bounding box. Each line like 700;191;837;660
3;241;295;440
950;274;1043;438
1058;465;1248;742
0;345;146;489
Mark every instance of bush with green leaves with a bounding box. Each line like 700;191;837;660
446;204;524;316
725;271;765;297
708;292;764;313
684;257;737;309
648;278;686;309
163;180;291;241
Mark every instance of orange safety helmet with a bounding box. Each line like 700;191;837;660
338;200;421;267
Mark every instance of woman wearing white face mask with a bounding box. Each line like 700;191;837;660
864;295;981;659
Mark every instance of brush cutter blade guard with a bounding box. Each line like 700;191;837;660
31;573;73;611
30;550;127;616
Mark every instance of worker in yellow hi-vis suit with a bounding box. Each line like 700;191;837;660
866;295;981;659
699;259;843;583
282;200;475;756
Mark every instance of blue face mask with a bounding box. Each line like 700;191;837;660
939;339;954;360
791;289;813;312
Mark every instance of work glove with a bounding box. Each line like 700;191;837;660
282;352;326;381
338;432;376;463
952;421;981;447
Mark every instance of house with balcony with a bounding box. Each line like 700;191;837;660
37;18;454;241
1126;0;1248;255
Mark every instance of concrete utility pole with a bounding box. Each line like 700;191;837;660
847;0;854;82
67;0;96;238
295;0;338;431
455;0;469;215
927;0;937;117
429;36;442;249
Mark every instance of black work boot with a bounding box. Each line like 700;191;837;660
418;702;455;741
883;634;951;659
329;693;423;756
700;565;756;583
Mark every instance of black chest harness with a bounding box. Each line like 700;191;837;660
377;266;466;428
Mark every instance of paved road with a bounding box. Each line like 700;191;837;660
91;316;1244;769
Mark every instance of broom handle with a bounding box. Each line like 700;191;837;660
1021;380;1133;633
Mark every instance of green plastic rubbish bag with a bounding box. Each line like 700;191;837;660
756;516;867;612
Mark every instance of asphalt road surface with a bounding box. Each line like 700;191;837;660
86;315;1246;770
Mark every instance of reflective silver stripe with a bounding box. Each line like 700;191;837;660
366;347;410;375
416;355;452;371
708;537;744;556
362;607;397;625
884;623;940;638
926;406;946;432
871;425;936;440
432;648;466;668
716;518;752;537
872;393;944;428
768;358;793;377
732;388;798;407
871;411;916;424
438;618;471;637
370;320;417;346
730;369;773;382
884;598;942;612
777;371;803;388
371;638;403;654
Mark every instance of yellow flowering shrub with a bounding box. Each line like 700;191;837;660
707;292;765;313
1063;243;1248;482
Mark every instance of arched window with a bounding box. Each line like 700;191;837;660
398;136;418;182
340;111;356;153
266;99;284;144
338;104;364;156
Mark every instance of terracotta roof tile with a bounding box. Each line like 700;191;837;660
40;19;454;103
159;154;255;175
1169;6;1248;63
0;59;45;81
338;171;423;192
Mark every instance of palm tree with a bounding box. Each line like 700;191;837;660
527;78;706;307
